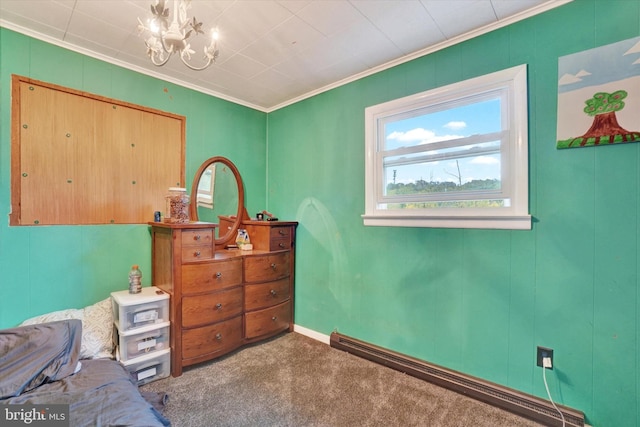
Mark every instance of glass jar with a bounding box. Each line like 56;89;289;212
165;187;190;224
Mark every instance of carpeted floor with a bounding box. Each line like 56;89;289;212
141;332;545;427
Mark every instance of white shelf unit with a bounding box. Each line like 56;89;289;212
111;286;171;385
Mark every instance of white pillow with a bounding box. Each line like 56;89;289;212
80;298;114;359
20;298;114;360
20;307;82;324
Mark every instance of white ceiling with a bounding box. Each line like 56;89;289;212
0;0;569;112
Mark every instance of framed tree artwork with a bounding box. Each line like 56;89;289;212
556;36;640;149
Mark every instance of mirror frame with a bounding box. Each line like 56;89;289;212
190;156;245;248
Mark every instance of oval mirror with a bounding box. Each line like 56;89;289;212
189;156;245;247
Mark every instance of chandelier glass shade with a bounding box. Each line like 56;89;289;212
137;0;219;71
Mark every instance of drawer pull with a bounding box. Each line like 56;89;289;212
193;250;201;257
193;235;201;241
215;333;222;340
271;263;277;270
278;230;286;236
278;243;286;248
270;289;277;296
215;272;223;279
215;303;223;310
271;316;277;321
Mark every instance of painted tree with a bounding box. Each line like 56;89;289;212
568;90;640;147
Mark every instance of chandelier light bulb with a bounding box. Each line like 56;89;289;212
149;19;160;35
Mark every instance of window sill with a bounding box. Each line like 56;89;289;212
361;214;532;230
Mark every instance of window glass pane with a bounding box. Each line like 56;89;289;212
383;147;502;196
381;198;507;209
383;98;502;151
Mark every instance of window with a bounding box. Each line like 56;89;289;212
363;64;530;230
197;165;215;209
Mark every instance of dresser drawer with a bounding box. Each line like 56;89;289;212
244;278;290;311
181;246;214;262
269;227;292;251
182;258;242;294
245;301;291;339
182;229;214;246
182;287;243;328
244;252;290;283
182;316;243;360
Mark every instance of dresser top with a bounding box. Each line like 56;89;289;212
148;221;218;229
243;220;298;227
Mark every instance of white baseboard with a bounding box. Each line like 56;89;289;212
293;324;330;345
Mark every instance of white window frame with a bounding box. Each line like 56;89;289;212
363;64;531;230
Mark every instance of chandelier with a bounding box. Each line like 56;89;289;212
137;0;219;71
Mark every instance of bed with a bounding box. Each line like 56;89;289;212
0;302;170;427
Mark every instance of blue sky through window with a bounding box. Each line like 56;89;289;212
383;98;502;186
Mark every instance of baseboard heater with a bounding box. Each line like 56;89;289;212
330;332;584;427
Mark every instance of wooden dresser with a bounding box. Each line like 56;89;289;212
149;220;297;376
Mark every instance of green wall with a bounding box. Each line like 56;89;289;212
1;1;639;425
0;29;267;326
267;1;639;426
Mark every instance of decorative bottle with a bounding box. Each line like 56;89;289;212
128;265;142;294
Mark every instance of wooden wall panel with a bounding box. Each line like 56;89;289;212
10;75;185;225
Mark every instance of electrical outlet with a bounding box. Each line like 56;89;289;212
536;346;554;369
